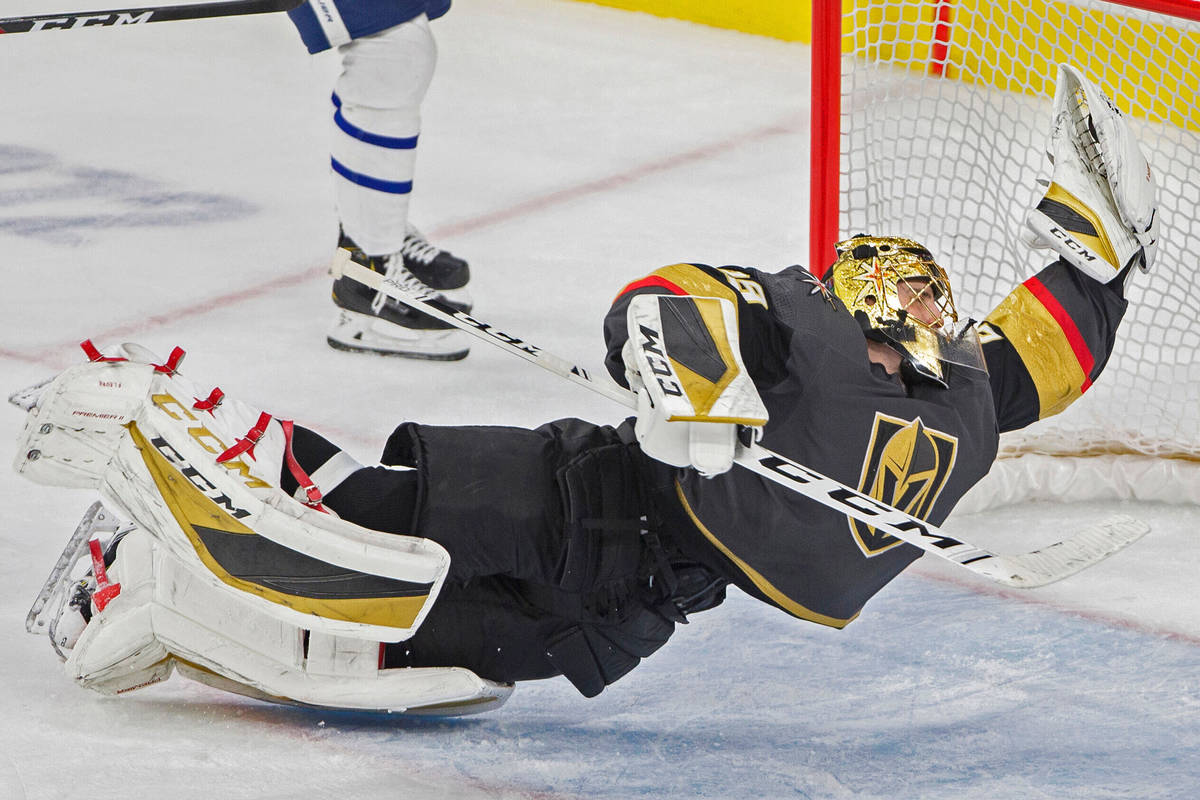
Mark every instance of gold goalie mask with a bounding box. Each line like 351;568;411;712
827;235;986;386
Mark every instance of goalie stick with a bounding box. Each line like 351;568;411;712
0;0;302;34
332;250;1150;588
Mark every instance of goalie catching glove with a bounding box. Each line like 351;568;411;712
623;294;768;477
1023;63;1159;290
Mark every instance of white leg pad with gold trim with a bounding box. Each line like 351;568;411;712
15;347;449;643
68;528;512;715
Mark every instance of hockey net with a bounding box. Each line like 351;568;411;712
810;0;1200;506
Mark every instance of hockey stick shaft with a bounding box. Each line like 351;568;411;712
332;252;1149;588
0;0;302;33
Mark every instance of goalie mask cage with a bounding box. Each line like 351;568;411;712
809;0;1200;506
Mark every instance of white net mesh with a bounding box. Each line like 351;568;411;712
838;0;1200;461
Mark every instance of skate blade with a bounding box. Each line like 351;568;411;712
327;308;471;361
326;337;469;361
26;501;121;636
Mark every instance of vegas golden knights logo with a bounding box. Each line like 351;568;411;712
851;413;958;556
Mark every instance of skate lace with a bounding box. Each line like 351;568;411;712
371;256;438;313
400;225;441;266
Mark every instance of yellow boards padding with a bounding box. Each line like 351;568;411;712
944;0;1198;131
571;1;1197;130
572;0;814;42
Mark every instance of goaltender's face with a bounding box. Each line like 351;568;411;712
896;277;945;329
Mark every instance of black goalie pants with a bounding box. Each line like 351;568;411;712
291;418;702;698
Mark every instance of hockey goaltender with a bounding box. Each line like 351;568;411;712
13;66;1158;715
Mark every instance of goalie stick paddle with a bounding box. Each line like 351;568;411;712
335;250;1148;587
0;0;302;34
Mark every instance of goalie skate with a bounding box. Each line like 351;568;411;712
26;501;130;660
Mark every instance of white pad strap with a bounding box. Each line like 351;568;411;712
303;449;364;501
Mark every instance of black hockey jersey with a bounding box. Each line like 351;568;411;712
604;260;1127;627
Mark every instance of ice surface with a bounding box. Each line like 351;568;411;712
1;1;1196;798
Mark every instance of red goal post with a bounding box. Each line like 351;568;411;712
809;0;1200;506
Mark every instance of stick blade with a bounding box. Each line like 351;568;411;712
975;514;1150;588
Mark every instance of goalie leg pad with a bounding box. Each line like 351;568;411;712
15;344;450;643
66;527;512;714
14;346;289;494
64;528;174;695
14;360;157;490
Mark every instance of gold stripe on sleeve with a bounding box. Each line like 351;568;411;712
984;285;1087;419
652;264;739;304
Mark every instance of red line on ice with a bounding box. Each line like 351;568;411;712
7;115;801;369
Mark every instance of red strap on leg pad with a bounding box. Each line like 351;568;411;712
153;346;186;375
217;411;274;463
279;419;326;511
80;339;128;364
193;387;225;414
88;537;121;612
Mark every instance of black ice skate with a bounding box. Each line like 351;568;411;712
327;225;472;360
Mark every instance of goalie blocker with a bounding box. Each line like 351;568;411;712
623;293;768;477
